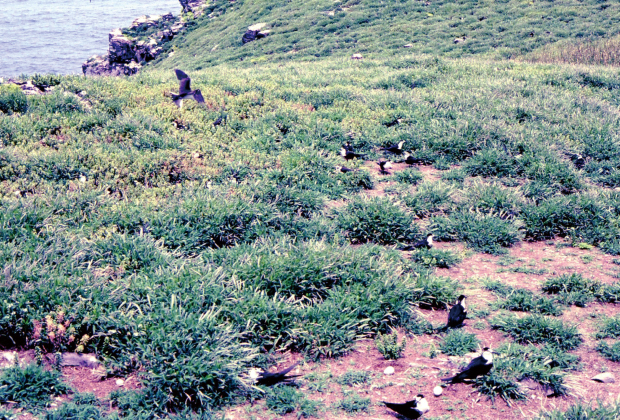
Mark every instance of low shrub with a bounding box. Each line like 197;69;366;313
395;168;424;185
336;197;419;245
375;332;406;360
266;385;303;415
596;315;620;339
440;330;479;356
336;370;371;386
410;248;461;269
333;393;371;413
43;402;103;420
542;273;600;307
492;342;574;397
463;148;523;178
536;401;620;419
474;370;527;403
411;274;460;309
0;363;71;409
490;314;582;350
462;180;523;216
431;211;523;254
403;181;455;218
494;288;563;316
596;340;620;362
0;85;28;114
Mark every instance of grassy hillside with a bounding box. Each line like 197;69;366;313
155;0;620;69
2;0;620;417
1;54;620;417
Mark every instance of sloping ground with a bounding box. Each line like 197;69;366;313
153;0;620;69
1;55;620;418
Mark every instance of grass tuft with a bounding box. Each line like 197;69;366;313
490;314;582;350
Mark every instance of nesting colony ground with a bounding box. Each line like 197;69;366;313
1;0;620;417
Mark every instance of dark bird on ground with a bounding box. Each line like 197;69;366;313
336;165;354;173
253;362;301;386
381;141;405;155
383;394;429;419
441;347;493;383
377;160;392;174
383;118;402;128
343;142;354;152
398;153;425;166
340;147;365;161
213;116;224;126
447;294;467;328
171;69;205;108
400;234;434;251
566;152;586;169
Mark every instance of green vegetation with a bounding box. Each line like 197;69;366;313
3;0;620;416
0;363;71;409
490;314;582;350
537;401;620;420
485;281;563;316
0;85;27;114
333;392;371;414
375;332;407;360
596;341;620;362
596;315;620;339
265;385;303;415
410;248;461;269
542;273;620;306
157;0;620;68
439;330;479;356
336;370;371;386
337;196;419;245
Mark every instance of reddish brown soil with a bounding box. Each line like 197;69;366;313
5;162;620;419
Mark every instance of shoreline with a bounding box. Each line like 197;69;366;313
82;0;207;77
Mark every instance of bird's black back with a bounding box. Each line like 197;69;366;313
443;354;492;383
178;78;192;94
256;362;300;386
384;401;423;419
447;303;466;328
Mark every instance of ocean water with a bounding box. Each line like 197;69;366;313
0;0;180;77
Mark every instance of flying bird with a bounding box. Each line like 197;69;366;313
377;160;392;174
441;347;493;383
171;69;205;109
383;394;429;419
381;141;405;155
340;147;365;161
252;362;301;386
446;295;467;328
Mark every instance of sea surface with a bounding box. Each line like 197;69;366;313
0;0;180;78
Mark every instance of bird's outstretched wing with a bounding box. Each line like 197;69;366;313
193;89;205;103
175;69;190;81
257;362;301;385
179;78;192;94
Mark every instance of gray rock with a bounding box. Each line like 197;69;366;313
179;0;207;16
60;353;101;368
82;55;141;77
242;23;270;44
109;29;135;64
592;372;615;383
